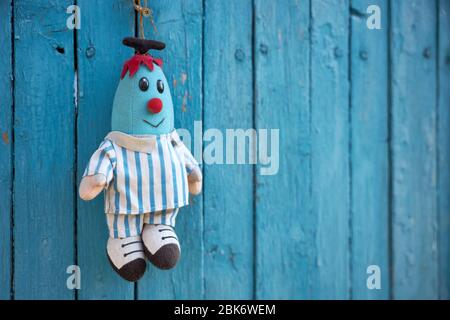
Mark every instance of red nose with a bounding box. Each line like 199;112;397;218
147;98;163;114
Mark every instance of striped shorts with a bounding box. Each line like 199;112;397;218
106;208;179;239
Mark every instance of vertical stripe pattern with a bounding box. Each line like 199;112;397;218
83;132;194;215
106;209;180;239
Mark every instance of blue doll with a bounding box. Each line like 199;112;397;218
79;38;202;282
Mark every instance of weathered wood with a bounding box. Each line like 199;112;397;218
0;0;12;300
391;0;439;299
137;0;204;299
254;0;313;299
438;0;450;300
350;0;389;299
203;0;254;299
76;0;135;299
1;0;449;300
309;0;351;299
13;0;75;299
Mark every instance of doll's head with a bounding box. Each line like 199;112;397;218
111;38;174;135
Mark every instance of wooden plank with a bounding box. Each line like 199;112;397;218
391;0;439;299
137;0;204;299
254;0;313;299
203;0;254;299
76;0;135;299
350;0;389;299
0;0;12;300
309;0;351;299
13;0;75;299
438;0;450;300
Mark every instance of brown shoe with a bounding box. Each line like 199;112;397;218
142;224;180;270
106;236;146;281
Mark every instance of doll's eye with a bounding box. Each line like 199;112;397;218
157;79;164;93
139;77;149;91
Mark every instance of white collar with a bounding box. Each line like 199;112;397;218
105;130;181;153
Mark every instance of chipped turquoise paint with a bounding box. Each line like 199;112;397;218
0;0;449;300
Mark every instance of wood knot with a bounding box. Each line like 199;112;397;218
334;46;343;58
423;47;432;59
359;50;368;60
234;49;245;61
259;44;269;55
86;46;96;58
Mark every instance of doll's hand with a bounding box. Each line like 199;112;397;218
188;167;202;195
79;174;107;201
188;180;202;195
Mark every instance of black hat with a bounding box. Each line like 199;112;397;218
122;37;166;54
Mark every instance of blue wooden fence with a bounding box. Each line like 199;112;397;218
0;0;449;300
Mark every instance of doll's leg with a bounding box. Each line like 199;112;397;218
105;213;146;282
144;208;179;227
142;209;180;270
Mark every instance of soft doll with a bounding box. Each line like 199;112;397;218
79;37;202;282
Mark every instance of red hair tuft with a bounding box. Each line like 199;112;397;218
120;54;163;79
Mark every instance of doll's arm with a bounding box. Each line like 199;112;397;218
177;142;202;195
185;150;202;195
79;140;116;201
187;171;202;195
79;174;107;200
172;131;202;195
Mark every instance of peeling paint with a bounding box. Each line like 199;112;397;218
2;132;9;145
181;91;188;112
180;73;187;85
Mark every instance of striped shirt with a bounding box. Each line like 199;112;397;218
83;130;199;214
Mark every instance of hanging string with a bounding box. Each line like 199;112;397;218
133;0;157;38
